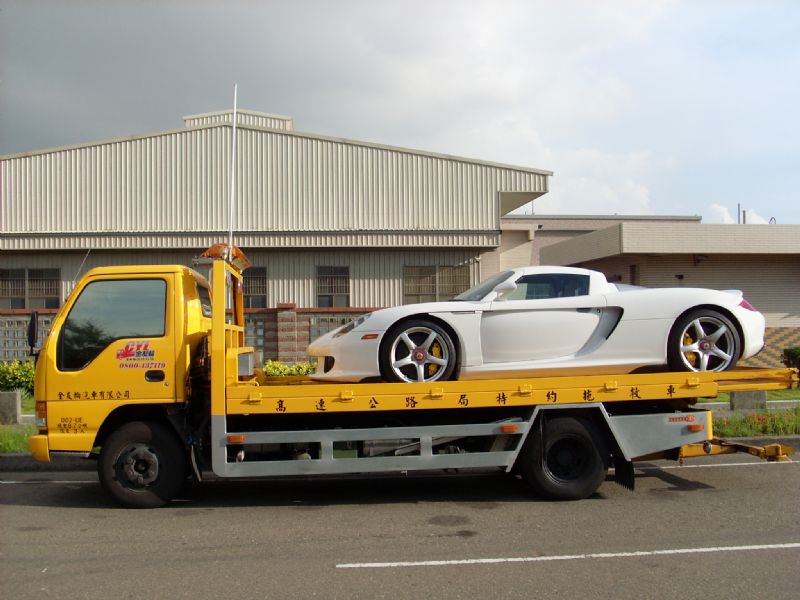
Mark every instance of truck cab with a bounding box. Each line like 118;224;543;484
29;265;212;460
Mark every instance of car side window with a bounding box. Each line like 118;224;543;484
57;279;167;371
507;274;590;300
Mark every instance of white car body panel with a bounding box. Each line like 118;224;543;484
307;266;766;382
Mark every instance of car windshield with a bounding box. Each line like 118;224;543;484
453;271;514;302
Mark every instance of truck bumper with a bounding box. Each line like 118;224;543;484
28;434;51;463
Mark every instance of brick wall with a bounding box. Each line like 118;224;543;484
740;327;800;369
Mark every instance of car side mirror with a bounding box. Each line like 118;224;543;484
28;311;39;357
490;280;517;301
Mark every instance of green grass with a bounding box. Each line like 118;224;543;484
713;407;800;437
699;389;800;404
20;389;34;414
0;424;36;453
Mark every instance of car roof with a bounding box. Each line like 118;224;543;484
511;265;598;276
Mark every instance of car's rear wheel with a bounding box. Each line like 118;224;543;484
380;319;457;383
667;309;741;372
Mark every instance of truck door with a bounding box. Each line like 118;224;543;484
45;274;176;407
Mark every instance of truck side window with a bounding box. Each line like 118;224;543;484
197;284;212;318
57;279;166;371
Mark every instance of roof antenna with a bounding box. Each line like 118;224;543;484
226;83;238;261
73;248;92;281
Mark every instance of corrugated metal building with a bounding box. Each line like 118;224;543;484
1;109;550;310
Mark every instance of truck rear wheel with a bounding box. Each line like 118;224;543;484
518;416;609;500
98;421;187;508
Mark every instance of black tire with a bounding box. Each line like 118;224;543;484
379;319;457;383
667;308;741;372
98;421;187;509
518;417;609;501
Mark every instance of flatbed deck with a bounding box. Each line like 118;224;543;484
228;367;798;415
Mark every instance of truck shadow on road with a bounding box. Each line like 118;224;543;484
0;464;714;510
630;463;715;492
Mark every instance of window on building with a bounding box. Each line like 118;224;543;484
0;268;61;309
402;264;471;303
244;267;268;309
506;273;590;300
403;266;437;303
316;266;350;307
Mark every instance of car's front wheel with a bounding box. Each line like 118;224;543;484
379;319;457;383
667;309;741;372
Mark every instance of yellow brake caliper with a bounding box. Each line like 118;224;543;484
429;341;442;377
683;333;697;366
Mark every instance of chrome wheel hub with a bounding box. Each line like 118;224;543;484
390;326;451;383
679;316;735;372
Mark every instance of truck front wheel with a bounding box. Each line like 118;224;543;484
98;421;187;508
518;416;609;501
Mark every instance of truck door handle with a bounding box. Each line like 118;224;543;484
145;370;166;382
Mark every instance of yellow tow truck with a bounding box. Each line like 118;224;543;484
27;249;798;508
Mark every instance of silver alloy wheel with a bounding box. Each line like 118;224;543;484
677;315;736;372
389;325;451;383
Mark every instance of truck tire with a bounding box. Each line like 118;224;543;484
98;421;187;508
518;416;609;501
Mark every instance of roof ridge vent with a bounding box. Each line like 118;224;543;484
183;109;294;131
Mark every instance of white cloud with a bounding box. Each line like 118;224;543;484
705;203;736;224
3;0;799;224
703;204;771;224
742;208;769;224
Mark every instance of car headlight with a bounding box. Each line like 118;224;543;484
333;314;371;337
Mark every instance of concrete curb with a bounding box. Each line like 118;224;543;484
2;435;799;472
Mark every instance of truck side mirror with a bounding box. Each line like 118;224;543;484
28;311;38;356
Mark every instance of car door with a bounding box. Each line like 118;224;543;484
480;273;606;363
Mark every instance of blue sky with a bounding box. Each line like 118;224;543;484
1;0;798;223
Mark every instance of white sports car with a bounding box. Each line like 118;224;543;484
307;266;765;383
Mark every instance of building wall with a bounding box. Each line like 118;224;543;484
578;254;800;328
2;247;481;310
483;215;701;278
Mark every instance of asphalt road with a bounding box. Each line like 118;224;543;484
2;456;799;600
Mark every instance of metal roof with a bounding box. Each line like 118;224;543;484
1;110;551;252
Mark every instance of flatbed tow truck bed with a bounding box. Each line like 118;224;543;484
212;367;798;488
